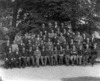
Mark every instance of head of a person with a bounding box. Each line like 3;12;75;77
63;29;66;33
94;43;97;49
71;39;74;43
87;38;90;42
49;22;52;27
42;46;45;50
54;46;57;51
51;29;54;33
86;44;89;49
43;35;46;39
9;47;12;52
55;21;57;26
61;22;64;27
42;23;45;28
66;45;69;50
57;28;60;31
60;46;63;50
23;47;25;51
37;34;40;38
60;33;63;36
77;32;80;35
83;33;86;37
28;39;31;44
72;45;76;50
40;31;43;35
48;38;51;42
21;40;23;44
45;31;47;34
57;40;60;43
78;40;81;44
79;45;83;50
7;39;10;45
36;46;39;50
30;47;32;50
13;40;16;44
92;33;94;38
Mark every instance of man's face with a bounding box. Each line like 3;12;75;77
52;30;54;33
78;32;80;36
87;38;90;42
9;48;12;51
28;40;31;43
80;46;82;49
73;46;75;50
66;45;69;50
42;24;45;28
48;39;50;42
86;45;89;48
94;43;97;48
23;48;25;51
71;39;73;43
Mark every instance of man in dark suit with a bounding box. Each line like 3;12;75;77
70;45;78;65
59;46;65;65
21;47;27;67
65;45;70;65
53;47;58;65
83;44;91;65
91;43;98;66
34;47;41;67
77;45;84;65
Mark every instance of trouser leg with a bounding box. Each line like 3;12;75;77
5;59;9;69
41;56;44;66
85;55;89;65
54;55;58;65
65;55;70;65
78;56;81;65
11;59;14;68
70;56;74;65
76;55;79;65
27;57;31;66
83;55;86;65
31;56;35;66
19;58;22;68
71;55;76;65
51;56;53;66
36;56;40;67
91;55;96;66
59;56;63;65
47;56;50;65
44;56;47;65
22;57;27;67
13;58;16;67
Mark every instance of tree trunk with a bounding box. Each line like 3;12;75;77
12;0;18;28
71;18;77;31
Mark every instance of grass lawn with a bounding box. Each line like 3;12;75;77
61;77;100;81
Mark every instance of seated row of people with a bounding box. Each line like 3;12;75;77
4;39;97;69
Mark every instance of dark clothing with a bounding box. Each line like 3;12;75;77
65;49;70;55
41;50;47;56
78;49;84;55
70;49;78;55
84;48;91;55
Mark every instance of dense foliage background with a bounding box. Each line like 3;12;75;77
0;0;100;40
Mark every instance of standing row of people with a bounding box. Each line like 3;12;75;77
4;22;98;69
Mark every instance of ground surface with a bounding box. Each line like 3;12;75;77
0;62;100;81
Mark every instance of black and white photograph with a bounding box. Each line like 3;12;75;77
0;0;100;81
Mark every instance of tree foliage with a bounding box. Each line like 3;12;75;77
0;0;99;34
16;0;98;32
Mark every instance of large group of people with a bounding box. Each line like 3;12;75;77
4;22;98;69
